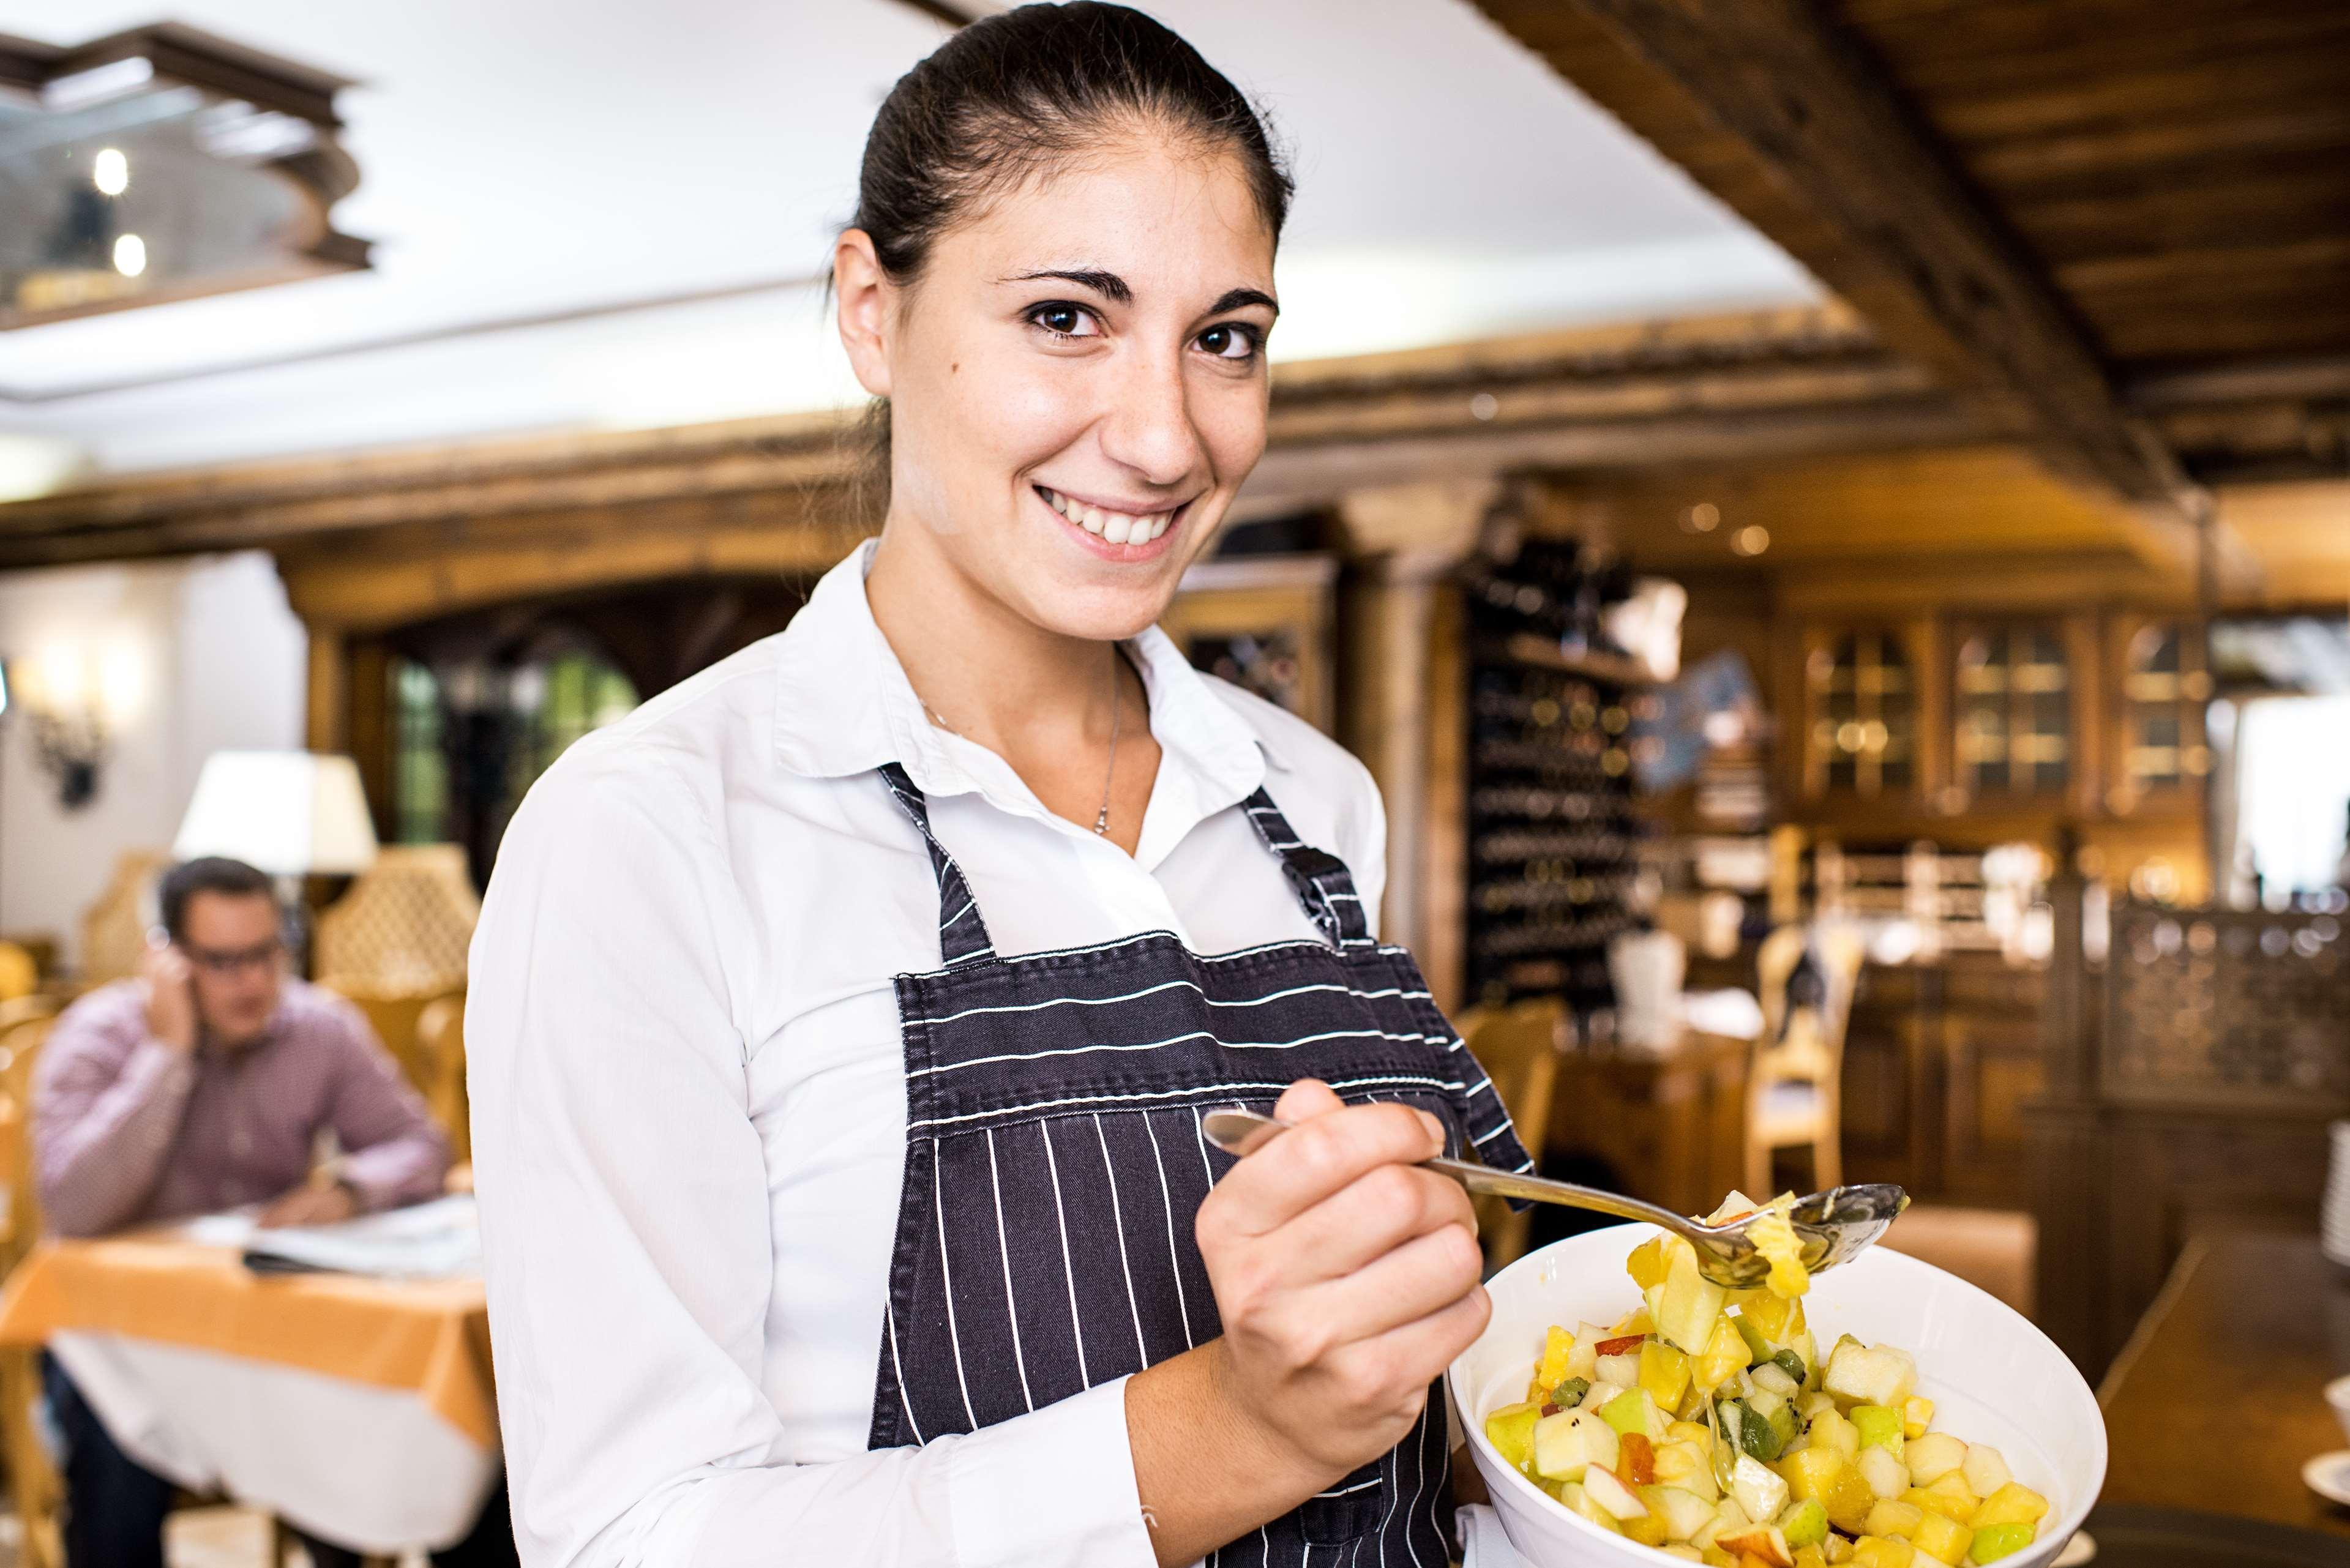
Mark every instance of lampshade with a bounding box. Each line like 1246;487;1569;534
173;751;380;878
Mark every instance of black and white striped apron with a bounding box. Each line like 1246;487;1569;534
867;761;1535;1566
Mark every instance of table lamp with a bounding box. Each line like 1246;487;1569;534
173;752;378;968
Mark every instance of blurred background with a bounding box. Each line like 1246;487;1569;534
0;1;2345;1562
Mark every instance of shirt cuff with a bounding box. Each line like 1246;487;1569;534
948;1375;1156;1568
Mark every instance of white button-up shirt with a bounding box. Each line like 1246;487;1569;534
468;540;1386;1568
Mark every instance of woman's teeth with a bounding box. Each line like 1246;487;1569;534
1040;487;1177;543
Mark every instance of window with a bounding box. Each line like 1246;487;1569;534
2121;622;2211;791
1956;623;2070;795
391;660;449;844
1807;630;1916;797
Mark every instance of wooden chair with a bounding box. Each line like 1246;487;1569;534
316;982;466;1113
1455;998;1565;1272
1744;923;1866;1195
78;850;170;990
313;845;477;999
0;1014;61;1568
416;994;471;1167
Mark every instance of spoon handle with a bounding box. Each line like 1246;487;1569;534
1200;1108;1691;1233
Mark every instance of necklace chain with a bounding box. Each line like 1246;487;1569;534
918;651;1122;837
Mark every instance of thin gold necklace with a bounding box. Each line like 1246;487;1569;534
919;651;1122;836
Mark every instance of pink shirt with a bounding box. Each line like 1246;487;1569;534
32;977;450;1238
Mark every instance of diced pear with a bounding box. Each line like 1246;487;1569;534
1824;1342;1918;1409
1811;1407;1862;1460
1658;1241;1731;1354
1484;1401;1543;1474
1909;1509;1973;1566
1646;1484;1719;1542
1718;1524;1796;1567
1864;1498;1925;1538
1601;1388;1655;1437
1582;1379;1628;1417
1850;1405;1905;1457
1797;1391;1837;1422
1598;1351;1644;1389
1858;1444;1909;1499
1776;1498;1829;1548
1901;1396;1936;1439
1585;1463;1650;1521
1967;1522;2034;1562
1735;1314;1777;1366
1732;1454;1791;1522
1967;1483;2047;1531
1959;1446;2011;1500
1533;1407;1619;1482
1903;1432;1967;1485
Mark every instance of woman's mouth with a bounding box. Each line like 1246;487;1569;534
1036;484;1189;556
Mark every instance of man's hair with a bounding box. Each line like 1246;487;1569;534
159;857;279;945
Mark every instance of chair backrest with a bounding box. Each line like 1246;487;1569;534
78;849;170;989
1754;920;1869;1086
313;845;480;997
1459;998;1564;1271
416;993;470;1167
0;944;36;1006
316;982;464;1108
0;1015;56;1274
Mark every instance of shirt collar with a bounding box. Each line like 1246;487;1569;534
769;540;1282;813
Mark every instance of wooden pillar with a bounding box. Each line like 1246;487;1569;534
305;626;349;753
1334;480;1497;1004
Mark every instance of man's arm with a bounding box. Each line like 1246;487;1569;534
32;966;200;1237
321;999;451;1211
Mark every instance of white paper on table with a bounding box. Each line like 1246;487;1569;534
236;1194;482;1279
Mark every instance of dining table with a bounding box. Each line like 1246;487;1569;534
0;1199;498;1556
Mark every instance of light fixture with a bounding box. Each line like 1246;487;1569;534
1731;525;1772;556
93;147;129;195
1683;502;1720;534
112;233;146;277
173;751;379;878
13;643;143;810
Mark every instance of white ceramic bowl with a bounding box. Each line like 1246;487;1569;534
1450;1225;2106;1568
2324;1373;2350;1446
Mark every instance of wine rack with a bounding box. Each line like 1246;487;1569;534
1465;540;1651;1014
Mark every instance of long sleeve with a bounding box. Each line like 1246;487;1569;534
32;990;199;1238
468;752;1156;1568
320;998;451;1211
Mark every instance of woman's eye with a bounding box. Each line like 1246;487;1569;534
1197;323;1261;362
1028;303;1101;339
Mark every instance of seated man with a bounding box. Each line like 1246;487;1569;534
32;855;460;1568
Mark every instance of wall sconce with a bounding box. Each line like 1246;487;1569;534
11;641;145;810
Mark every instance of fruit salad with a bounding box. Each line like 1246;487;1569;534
1480;1193;2051;1567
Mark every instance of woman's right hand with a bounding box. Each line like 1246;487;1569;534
1192;1077;1487;1481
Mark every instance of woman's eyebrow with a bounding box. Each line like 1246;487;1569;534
1209;287;1279;317
1000;272;1279;318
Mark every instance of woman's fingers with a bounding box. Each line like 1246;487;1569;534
1208;1092;1445;1238
1272;1077;1347;1122
1274;1161;1476;1283
1282;1220;1485;1353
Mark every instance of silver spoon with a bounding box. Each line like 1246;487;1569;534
1199;1107;1907;1290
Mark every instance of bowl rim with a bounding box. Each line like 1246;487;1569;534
1448;1222;2109;1563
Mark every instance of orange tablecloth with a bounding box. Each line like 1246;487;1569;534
0;1236;495;1446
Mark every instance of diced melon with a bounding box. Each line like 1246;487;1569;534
1697;1316;1753;1391
1824;1342;1917;1409
1967;1483;2047;1531
1658;1241;1731;1354
1646;1484;1719;1542
1858;1445;1909;1500
1775;1444;1847;1504
1484;1400;1542;1474
1959;1446;2011;1501
1823;1535;1857;1565
1643;1338;1694;1408
1585;1463;1650;1521
1535;1325;1576;1390
1739;1289;1799;1340
1533;1407;1619;1482
1614;1306;1657;1337
1851;1539;1916;1568
1904;1432;1967;1485
1909;1509;1974;1566
1731;1454;1791;1522
1669;1419;1718;1452
1864;1498;1925;1538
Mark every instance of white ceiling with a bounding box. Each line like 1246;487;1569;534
0;0;1814;484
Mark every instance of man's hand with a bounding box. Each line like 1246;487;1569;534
141;943;197;1052
256;1180;359;1229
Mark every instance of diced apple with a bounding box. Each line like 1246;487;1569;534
1696;1498;1753;1551
1903;1432;1967;1485
1658;1241;1731;1354
1484;1401;1543;1474
1825;1342;1917;1409
1646;1484;1719;1542
1909;1509;1973;1566
1864;1498;1925;1538
1598;1352;1644;1390
1582;1379;1628;1417
1718;1524;1796;1567
1858;1444;1909;1500
1901;1396;1936;1439
1967;1522;2034;1563
1959;1446;2011;1500
1533;1407;1619;1482
1967;1483;2047;1531
1601;1388;1655;1436
1560;1482;1623;1534
1585;1462;1651;1521
1732;1453;1791;1521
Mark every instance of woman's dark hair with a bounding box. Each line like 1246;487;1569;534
855;2;1292;284
160;856;278;944
840;2;1292;503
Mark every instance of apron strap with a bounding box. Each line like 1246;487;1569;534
877;763;998;966
1238;788;1375;950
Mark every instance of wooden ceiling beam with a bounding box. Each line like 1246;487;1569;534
1470;0;2246;585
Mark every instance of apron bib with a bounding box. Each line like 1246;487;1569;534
867;762;1533;1565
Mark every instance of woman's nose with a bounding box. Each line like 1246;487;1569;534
1098;348;1205;487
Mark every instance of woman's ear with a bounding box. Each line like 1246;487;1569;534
833;230;894;399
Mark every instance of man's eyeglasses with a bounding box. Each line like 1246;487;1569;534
181;938;285;978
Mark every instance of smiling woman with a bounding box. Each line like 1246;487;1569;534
466;7;1530;1568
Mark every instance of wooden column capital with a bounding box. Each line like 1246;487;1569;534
1334;479;1500;569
